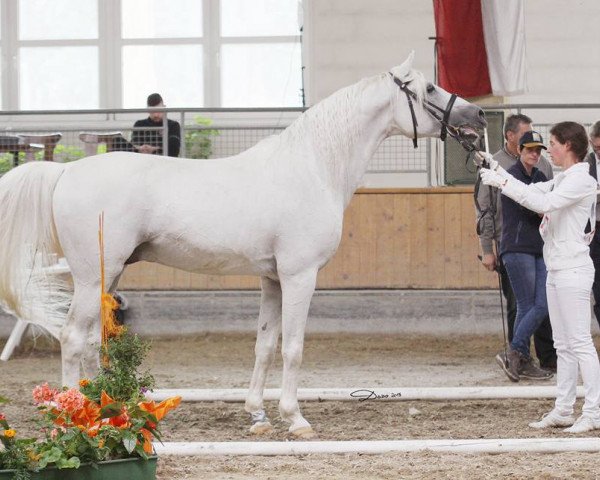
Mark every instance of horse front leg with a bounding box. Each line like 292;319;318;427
279;268;318;439
60;283;101;387
245;277;282;434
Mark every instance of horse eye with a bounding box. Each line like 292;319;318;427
426;84;435;94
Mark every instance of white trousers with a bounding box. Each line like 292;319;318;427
546;263;600;418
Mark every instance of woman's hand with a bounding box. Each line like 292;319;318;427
480;168;508;188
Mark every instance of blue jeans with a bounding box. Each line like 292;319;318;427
502;252;549;358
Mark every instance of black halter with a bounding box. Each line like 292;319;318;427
390;73;468;150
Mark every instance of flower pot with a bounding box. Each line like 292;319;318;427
0;455;157;480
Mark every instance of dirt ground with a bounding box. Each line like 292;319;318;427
2;333;600;479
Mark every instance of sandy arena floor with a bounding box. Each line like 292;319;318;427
2;333;600;479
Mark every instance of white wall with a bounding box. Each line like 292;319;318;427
304;0;436;104
304;0;600;120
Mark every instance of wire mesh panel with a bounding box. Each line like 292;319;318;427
0;106;597;180
368;136;428;172
186;125;428;173
203;127;284;159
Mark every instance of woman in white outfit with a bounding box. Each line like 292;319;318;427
480;121;600;433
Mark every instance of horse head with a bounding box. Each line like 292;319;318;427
389;52;487;147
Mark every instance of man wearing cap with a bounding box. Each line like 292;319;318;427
496;131;553;381
586;121;600;329
475;114;557;376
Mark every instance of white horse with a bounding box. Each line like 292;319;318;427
0;52;485;438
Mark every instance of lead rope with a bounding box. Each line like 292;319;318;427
473;145;509;367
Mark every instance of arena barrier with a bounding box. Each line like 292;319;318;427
153;438;600;456
150;386;584;402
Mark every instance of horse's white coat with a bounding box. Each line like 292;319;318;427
0;53;485;436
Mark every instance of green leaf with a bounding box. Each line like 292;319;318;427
100;402;123;418
122;431;137;454
56;456;80;469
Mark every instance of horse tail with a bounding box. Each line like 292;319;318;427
0;161;70;338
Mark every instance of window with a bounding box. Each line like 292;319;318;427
219;0;302;107
19;0;98;40
1;0;302;109
20;47;99;109
17;0;99;109
221;43;302;107
122;45;203;108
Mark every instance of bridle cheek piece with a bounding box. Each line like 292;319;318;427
390;73;460;149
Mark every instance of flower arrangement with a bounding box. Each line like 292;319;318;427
0;332;180;480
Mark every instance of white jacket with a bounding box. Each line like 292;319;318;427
501;162;596;271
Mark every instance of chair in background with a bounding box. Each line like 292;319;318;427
79;131;133;157
0;135;44;167
17;133;62;161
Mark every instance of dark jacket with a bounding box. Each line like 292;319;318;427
132;117;181;157
500;160;547;257
587;152;597;180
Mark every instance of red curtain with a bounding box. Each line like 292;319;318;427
433;0;492;98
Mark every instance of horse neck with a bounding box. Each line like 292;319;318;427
283;76;393;208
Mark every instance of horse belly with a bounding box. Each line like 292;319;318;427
134;240;277;277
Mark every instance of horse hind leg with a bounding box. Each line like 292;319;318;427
61;269;124;387
245;277;282;435
60;281;102;387
278;268;318;439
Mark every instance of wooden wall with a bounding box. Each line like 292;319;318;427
120;187;497;290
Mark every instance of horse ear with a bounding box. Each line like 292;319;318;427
391;50;415;80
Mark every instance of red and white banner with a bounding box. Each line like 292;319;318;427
433;0;527;98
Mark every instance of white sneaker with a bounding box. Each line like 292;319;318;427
563;415;600;434
528;410;575;429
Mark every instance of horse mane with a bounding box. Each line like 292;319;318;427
272;67;427;193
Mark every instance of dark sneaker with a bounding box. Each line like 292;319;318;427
540;361;557;373
496;348;520;382
520;356;554;380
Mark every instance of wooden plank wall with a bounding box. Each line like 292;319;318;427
120;187;497;290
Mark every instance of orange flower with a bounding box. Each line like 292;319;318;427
99;391;130;429
79;379;90;388
137;396;180;453
138;396;181;423
139;428;154;454
55;388;85;413
100;391;115;408
3;429;16;438
70;398;101;428
98;439;105;449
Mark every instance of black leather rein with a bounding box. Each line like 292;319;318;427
389;73;464;150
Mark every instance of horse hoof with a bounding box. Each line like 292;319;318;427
290;426;317;439
250;421;273;435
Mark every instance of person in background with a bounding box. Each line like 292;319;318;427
586;120;600;329
132;93;181;157
497;131;553;382
475;114;557;373
480;121;600;433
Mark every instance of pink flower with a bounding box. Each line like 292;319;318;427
55;388;85;413
32;383;59;405
0;413;5;421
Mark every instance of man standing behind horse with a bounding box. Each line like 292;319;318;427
475;114;557;375
586;121;600;329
